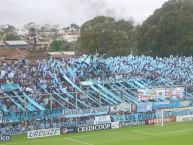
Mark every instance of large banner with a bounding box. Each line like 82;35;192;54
179;101;193;107
138;87;184;101
27;128;60;139
77;124;111;133
3;106;109;122
176;115;193;122
111;113;156;122
137;103;152;112
63;106;109;118
3;109;63;122
164;107;193;117
153;101;181;110
94;115;111;125
109;103;131;114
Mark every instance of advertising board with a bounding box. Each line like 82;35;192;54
138;87;184;101
60;127;77;134
77;124;111;133
27;128;60;139
94;115;111;125
119;121;145;128
111;122;119;129
0;135;10;142
145;117;176;125
63;106;109;118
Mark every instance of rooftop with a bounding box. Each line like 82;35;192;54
5;40;28;46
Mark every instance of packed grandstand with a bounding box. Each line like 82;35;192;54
0;55;193;135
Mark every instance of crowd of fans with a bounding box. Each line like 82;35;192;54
0;55;193;112
104;55;193;84
0;54;193;135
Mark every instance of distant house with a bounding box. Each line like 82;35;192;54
3;40;33;49
36;41;52;51
0;40;32;60
62;35;79;42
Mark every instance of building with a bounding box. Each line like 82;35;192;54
36;41;52;51
0;40;32;60
62;35;79;42
2;40;33;49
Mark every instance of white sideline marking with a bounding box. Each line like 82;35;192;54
0;137;94;145
0;130;120;145
0;132;102;145
132;130;155;136
4;126;193;145
64;138;94;145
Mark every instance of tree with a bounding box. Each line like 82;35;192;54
50;28;59;39
40;26;47;32
0;25;20;41
137;0;193;56
4;33;21;40
0;31;5;40
77;16;137;56
50;40;60;51
49;39;75;52
60;41;75;51
28;27;37;49
28;27;36;38
63;27;70;31
70;24;80;30
3;25;16;33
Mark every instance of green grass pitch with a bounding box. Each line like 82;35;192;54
1;121;193;145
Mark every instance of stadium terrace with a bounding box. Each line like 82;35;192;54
0;55;193;135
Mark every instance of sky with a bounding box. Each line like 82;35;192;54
0;0;168;27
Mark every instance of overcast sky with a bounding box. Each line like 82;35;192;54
0;0;168;27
